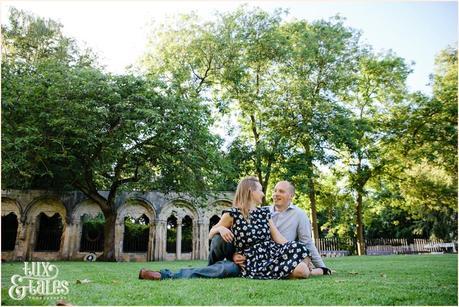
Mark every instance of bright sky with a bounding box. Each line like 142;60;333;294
1;0;457;95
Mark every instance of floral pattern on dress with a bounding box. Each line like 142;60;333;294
224;207;310;280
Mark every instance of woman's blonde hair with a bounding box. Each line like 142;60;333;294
233;176;260;219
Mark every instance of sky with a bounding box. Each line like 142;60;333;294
1;0;457;95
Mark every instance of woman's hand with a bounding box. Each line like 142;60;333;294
219;226;234;242
208;213;233;240
232;253;246;268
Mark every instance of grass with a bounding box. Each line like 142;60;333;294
1;254;457;306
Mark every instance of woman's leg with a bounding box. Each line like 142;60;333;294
303;257;324;276
288;262;311;279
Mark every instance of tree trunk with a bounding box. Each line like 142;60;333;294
356;191;365;255
102;210;117;261
307;176;320;241
303;140;319;241
73;181;117;261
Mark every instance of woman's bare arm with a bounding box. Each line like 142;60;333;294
208;213;234;242
269;219;287;244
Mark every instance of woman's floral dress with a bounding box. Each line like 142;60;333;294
224;207;310;279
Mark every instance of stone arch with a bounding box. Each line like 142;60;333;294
209;215;221;230
116;198;156;261
198;199;233;259
204;199;232;221
24;196;68;260
1;198;22;258
71;200;104;223
69;200;104;259
156;199;198;261
158;199;198;221
1;197;26;260
2;197;22;218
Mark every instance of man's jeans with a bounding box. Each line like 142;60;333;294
160;235;240;279
208;233;236;265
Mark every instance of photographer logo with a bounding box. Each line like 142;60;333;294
9;262;69;301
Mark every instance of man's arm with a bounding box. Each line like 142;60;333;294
297;210;326;268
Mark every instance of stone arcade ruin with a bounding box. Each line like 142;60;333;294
1;190;233;262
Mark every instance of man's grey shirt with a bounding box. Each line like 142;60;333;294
267;204;326;268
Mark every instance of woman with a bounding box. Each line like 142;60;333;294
138;176;322;280
209;176;322;279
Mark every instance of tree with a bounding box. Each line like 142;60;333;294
340;50;411;254
272;17;360;240
2;9;222;260
211;7;292;195
378;45;458;241
142;7;293;197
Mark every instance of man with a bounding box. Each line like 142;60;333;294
139;180;330;280
268;180;329;272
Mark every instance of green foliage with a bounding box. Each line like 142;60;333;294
2;6;456;244
2;8;224;197
374;45;458;241
124;217;149;239
81;213;105;235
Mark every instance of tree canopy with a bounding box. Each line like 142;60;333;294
2;6;457;255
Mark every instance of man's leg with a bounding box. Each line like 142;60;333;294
208;234;235;265
160;260;240;279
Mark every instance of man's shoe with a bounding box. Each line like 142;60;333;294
320;267;332;275
139;268;161;280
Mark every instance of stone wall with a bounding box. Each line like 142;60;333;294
1;190;233;262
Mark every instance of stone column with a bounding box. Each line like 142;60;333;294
73;222;83;258
147;223;155;261
154;220;166;261
14;222;27;261
60;216;71;259
114;219;124;261
192;220;198;260
26;220;37;261
63;222;74;260
67;223;74;259
198;220;210;260
176;218;182;260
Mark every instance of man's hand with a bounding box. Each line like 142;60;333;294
218;226;234;243
232;253;246;268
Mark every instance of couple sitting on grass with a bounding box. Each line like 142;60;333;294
139;176;332;280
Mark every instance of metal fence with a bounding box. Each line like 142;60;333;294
79;224;104;252
123;228;149;252
35;214;63;252
315;238;458;257
35;229;62;251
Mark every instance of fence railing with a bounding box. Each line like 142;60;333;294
315;238;458;257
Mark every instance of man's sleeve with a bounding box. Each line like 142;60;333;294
297;210;326;268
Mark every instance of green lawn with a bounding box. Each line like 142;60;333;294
1;254;457;306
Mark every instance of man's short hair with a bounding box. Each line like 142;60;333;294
277;180;295;195
287;181;295;195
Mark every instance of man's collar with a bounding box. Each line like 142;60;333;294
270;203;294;213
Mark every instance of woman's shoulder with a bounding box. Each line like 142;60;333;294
255;206;271;217
222;207;241;217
